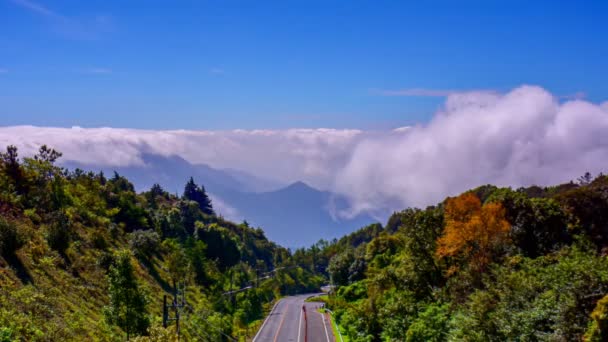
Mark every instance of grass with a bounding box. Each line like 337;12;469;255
246;296;283;339
327;310;349;342
305;294;329;303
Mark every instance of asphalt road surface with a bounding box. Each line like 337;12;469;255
253;295;335;342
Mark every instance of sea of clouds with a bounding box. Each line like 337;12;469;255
1;85;607;217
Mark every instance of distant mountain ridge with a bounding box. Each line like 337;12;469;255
62;154;377;247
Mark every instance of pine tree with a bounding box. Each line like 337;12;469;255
149;183;166;198
104;250;150;339
146;183;167;209
0;145;27;195
183;177;214;216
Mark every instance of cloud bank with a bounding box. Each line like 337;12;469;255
335;85;608;217
1;85;607;218
0;126;365;190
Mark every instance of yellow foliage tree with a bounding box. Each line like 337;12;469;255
436;192;511;273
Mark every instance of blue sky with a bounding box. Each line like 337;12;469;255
1;0;607;130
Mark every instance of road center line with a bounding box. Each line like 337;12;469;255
253;299;281;342
273;302;290;342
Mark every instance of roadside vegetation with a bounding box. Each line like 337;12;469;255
318;174;608;341
292;172;608;341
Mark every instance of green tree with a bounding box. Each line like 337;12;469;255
557;184;608;249
183;177;214;216
46;211;71;254
187;239;210;286
405;303;450;342
164;241;190;285
104;250;150;339
0;145;28;197
585;294;608;341
195;223;240;271
0;217;24;257
128;230;160;258
144;183;167;209
394;207;443;299
450;242;608;341
328;249;355;286
487;188;570;257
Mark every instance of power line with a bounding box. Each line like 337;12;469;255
162;264;308;340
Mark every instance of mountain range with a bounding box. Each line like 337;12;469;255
63;154;377;247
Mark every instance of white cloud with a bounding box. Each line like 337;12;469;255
208;193;240;221
392;126;411;133
1;85;607;219
0;126;364;190
335;85;608;217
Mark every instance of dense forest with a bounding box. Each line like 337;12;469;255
0;145;323;341
311;172;608;341
3;144;608;341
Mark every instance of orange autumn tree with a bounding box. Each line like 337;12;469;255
436;192;511;274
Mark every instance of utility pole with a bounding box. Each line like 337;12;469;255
163;280;186;340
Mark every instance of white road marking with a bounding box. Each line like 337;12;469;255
318;308;331;342
253;299;281;342
273;303;290;342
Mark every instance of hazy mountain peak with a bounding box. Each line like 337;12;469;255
282;181;318;192
62;153;376;247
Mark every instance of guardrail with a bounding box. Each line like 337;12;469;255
325;309;344;342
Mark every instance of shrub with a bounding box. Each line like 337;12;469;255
128;230;160;258
91;230;109;250
406;303;450;342
104;250;150;338
46;215;71;253
97;252;115;271
0;327;13;342
0;218;24;257
585;294;608;341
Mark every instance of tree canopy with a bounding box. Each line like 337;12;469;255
183;177;214;216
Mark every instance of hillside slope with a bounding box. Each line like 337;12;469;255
318;175;608;341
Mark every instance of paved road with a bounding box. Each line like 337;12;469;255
304;302;335;342
253;295;334;342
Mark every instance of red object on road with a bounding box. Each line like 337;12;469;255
303;305;308;342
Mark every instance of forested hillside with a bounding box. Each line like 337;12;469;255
317;172;608;341
0;145;323;341
4;143;608;341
